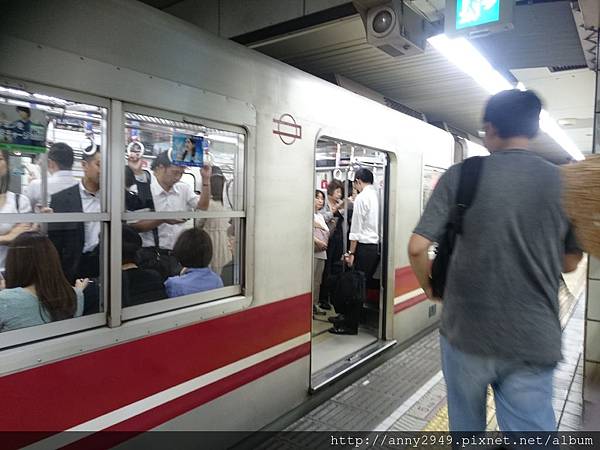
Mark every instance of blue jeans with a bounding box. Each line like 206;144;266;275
440;335;556;432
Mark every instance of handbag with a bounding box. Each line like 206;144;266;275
430;156;483;299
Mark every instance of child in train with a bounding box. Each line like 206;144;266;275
164;228;223;298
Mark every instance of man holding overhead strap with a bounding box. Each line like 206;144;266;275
408;90;583;433
131;151;212;280
330;168;379;335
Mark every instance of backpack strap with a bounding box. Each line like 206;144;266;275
454;156;484;235
134;170;161;249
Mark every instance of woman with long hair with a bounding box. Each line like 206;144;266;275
197;166;230;278
0;231;85;332
0;150;33;271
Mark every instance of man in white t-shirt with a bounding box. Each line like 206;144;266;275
25;142;78;210
331;168;380;335
131;151;211;279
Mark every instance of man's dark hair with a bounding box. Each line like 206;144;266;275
122;225;142;264
173;228;213;268
82;144;100;163
354;168;374;184
151;151;171;170
16;106;31;117
483;89;542;139
48;143;74;170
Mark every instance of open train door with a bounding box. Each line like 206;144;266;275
310;137;396;391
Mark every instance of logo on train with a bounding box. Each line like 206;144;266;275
273;113;302;145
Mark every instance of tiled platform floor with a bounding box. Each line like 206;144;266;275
286;293;585;434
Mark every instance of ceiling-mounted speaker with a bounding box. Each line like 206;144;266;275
365;0;428;57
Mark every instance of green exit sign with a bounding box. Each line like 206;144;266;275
456;0;501;30
445;0;514;38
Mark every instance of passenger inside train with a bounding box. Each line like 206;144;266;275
0;149;33;273
165;228;224;298
24;142;78;210
313;189;329;317
0;231;85;332
0;84;246;332
122;224;166;307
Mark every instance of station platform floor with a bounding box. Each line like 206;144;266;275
261;291;587;446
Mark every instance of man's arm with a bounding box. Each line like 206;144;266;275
196;165;212;211
345;196;363;267
563;251;583;273
563;224;583;273
408;233;438;302
130;220;163;233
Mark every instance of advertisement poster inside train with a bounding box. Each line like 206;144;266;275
0;104;47;153
171;133;204;167
422;166;445;212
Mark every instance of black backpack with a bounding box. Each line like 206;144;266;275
430;156;484;299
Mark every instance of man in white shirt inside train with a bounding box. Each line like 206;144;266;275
131;151;211;280
25;142;78;210
331;168;380;335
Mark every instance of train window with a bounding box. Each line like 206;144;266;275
121;110;245;318
0;84;108;346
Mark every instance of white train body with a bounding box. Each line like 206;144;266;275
0;0;455;446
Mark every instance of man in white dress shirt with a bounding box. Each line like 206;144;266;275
131;151;211;279
332;168;380;334
25;142;78;210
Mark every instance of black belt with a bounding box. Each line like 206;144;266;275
358;243;378;247
144;246;174;256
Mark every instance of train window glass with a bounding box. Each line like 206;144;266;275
122;111;245;315
124;112;244;212
0;84;108;345
0;86;105;210
0;223;106;330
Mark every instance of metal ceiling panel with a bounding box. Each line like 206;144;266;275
474;2;586;70
255;13;583;163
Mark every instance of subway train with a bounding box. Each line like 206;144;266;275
0;0;518;448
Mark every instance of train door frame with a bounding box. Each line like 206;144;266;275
310;136;396;391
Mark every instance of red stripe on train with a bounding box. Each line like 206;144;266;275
393;293;429;314
62;342;311;450
0;294;311;440
394;267;420;298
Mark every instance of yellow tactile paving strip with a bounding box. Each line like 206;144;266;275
421;386;498;432
415;268;584;433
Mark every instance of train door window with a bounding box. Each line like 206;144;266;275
311;137;390;385
0;83;109;348
121;109;245;319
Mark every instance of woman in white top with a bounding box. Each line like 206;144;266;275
313;190;329;317
0;150;33;272
198;166;230;277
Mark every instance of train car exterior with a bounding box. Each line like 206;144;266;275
0;0;455;447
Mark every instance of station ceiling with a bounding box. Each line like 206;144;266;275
141;0;597;164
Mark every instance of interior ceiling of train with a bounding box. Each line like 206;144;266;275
140;0;598;164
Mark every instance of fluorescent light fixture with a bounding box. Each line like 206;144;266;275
539;111;584;160
427;34;512;94
427;34;585;161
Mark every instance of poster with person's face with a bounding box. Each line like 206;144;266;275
0;104;47;153
171;133;204;167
